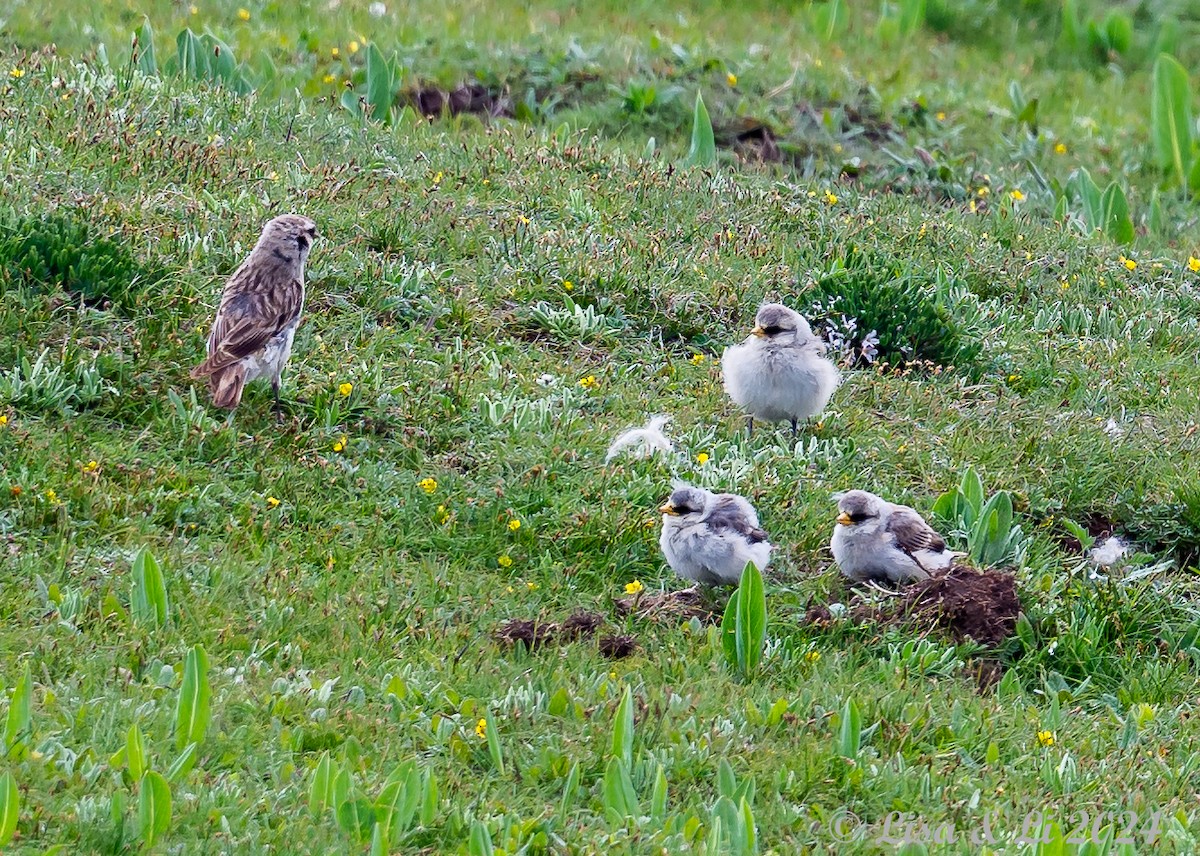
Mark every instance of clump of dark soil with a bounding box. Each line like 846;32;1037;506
408;82;513;119
1051;512;1117;555
719;118;783;164
897;566;1020;647
493;610;634;659
613;588;721;624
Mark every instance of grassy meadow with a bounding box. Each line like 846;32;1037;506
5;0;1200;852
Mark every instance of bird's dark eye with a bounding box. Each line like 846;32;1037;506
297;234;311;250
762;325;785;336
849;512;870;523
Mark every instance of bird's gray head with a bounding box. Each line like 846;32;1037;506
254;214;318;272
751;303;813;344
660;486;711;519
835;490;884;527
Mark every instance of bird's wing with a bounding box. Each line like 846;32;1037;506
707;495;769;544
191;271;303;377
886;506;946;558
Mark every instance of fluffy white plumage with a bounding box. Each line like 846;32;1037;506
722;303;839;434
659;485;772;586
830;489;960;584
605;415;673;463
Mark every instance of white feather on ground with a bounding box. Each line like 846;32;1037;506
605;415;674;463
1089;536;1128;567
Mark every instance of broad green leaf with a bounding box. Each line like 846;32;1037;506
716;758;737;799
137;771;172;848
812;0;848;41
165;742;198;784
985;741;1000;764
898;0;925;37
174;645;210;750
838;697;861;759
333;765;352;809
468;820;493;856
5;662;32;753
131;547;168;628
548;687;570;717
126;723;146;781
721;589;740;669
684;91;716;167
375;762;420;842
365;43;396;124
959;467;984;517
1104;11;1133;55
484;709;504;775
740;796;757;855
734;561;767;677
610;684;634;767
308;751;334;817
1100;182;1135;244
766;697;788;727
336;797;376;842
1069;168;1103;233
1059;0;1080;52
418;770;438;826
711;795;742;849
1152;53;1193;189
602;757;639;822
135;21;157;77
557;761;580;825
0;771;17;847
649;763;668;823
175;28;206;80
1148;190;1167;234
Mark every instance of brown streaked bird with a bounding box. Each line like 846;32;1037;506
190;214;317;413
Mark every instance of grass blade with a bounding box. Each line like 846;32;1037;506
174;645;210;750
484;708;504;776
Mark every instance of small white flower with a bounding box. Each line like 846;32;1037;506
369;1;387;16
536;373;558;387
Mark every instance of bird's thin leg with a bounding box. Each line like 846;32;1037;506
790;418;798;438
272;379;283;420
746;416;754;439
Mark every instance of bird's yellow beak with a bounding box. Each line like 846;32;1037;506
751;325;767;338
836;512;853;526
659;503;679;516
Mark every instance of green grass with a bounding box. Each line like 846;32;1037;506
5;0;1200;852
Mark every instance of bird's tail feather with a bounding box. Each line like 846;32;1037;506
209;364;246;409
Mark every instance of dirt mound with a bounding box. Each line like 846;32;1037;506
493;610;634;659
409;82;512;120
898;566;1020;647
613;587;721;623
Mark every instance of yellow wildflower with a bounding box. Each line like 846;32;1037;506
268;171;279;182
690;354;705;365
563;280;574;291
624;579;644;595
579;375;598;389
1009;189;1025;202
189;4;198;13
9;68;24;79
436;504;450;524
338;382;353;397
82;460;99;473
237;7;250;21
418;477;437;494
332;436;348;453
498;555;513;568
696;452;710;465
1054;142;1067;154
1188;256;1200;272
323;74;335;84
976;186;989;197
1120;256;1137;271
936;111;946;121
475;718;487;739
266;496;281;508
526;581;538;591
45;489;58;504
349;40;360;53
1036;729;1055;747
432;171;443;184
517;215;530;225
508;518;521;531
726;72;738;87
10;486;21;497
823;190;838;205
331;47;340;58
804;650;821;663
326;555;336;570
0;415;7;426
